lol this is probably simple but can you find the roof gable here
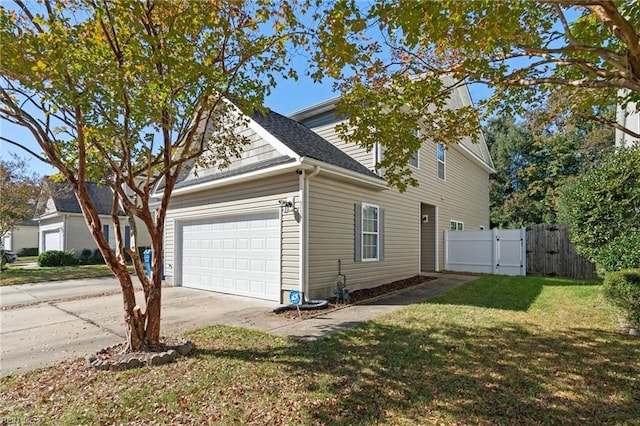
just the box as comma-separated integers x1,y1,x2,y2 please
250,109,378,178
39,180,117,216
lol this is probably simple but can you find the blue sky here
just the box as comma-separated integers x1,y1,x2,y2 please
0,76,340,176
1,74,490,177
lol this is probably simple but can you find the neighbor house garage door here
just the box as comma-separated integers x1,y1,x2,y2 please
43,230,61,252
180,212,280,301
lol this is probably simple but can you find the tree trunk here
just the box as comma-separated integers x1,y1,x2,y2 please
143,231,164,346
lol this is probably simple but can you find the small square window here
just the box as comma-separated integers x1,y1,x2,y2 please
450,220,464,231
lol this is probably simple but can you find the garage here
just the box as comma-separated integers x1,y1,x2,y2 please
180,212,280,301
43,230,61,252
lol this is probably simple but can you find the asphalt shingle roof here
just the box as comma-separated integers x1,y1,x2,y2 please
250,109,379,178
43,180,118,216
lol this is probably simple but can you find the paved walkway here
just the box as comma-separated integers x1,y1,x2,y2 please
0,273,477,376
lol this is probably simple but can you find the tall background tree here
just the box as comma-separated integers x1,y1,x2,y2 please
312,0,639,189
0,0,307,351
0,155,40,242
485,100,615,228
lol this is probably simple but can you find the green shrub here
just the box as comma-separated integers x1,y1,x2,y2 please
38,250,79,267
603,269,640,328
557,147,640,272
91,248,105,265
596,234,640,274
79,248,93,265
18,247,38,256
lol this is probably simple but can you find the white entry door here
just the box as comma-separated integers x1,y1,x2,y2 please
180,212,280,301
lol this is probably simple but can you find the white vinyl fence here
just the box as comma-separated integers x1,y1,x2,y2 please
444,228,526,276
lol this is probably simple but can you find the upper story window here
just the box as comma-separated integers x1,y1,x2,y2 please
409,130,420,168
373,142,383,177
409,150,419,168
436,143,446,180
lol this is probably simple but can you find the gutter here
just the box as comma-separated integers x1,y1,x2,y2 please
300,157,387,190
165,156,387,198
63,214,68,251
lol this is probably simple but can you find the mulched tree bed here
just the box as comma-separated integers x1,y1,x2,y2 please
277,275,437,320
86,336,194,371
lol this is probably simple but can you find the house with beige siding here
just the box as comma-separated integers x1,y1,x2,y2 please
2,220,38,254
37,181,151,255
162,86,494,303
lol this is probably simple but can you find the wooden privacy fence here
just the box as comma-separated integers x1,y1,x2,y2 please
525,224,597,279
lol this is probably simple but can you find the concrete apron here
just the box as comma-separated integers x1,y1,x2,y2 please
0,273,476,376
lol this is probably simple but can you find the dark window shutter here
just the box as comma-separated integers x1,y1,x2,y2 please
379,208,384,261
354,203,362,262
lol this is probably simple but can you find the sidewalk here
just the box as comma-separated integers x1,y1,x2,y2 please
260,273,478,340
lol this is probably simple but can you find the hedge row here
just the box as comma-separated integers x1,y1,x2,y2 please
603,269,640,328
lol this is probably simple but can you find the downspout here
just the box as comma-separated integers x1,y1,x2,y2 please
302,165,320,301
63,214,68,251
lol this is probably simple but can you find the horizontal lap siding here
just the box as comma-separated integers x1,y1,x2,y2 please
407,142,490,269
182,126,280,180
311,123,373,169
164,174,300,296
307,176,419,299
306,141,490,298
66,216,98,253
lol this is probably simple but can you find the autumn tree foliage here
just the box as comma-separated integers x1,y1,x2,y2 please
312,0,640,190
0,156,40,240
0,0,307,351
486,103,615,227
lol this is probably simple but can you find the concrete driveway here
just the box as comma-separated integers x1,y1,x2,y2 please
1,273,475,377
1,278,278,377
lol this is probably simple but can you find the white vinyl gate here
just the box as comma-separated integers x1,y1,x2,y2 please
444,228,526,276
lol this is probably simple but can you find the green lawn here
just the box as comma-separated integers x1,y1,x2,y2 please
0,264,123,286
2,275,638,425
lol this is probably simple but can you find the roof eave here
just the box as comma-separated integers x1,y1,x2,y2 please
288,97,340,122
300,157,388,190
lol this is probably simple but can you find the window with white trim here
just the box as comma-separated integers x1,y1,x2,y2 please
450,220,464,231
409,130,420,168
362,204,379,260
355,202,384,262
373,142,383,176
102,224,110,243
436,143,445,180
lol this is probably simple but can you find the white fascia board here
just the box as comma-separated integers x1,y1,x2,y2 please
37,212,62,222
300,157,388,190
170,160,303,196
288,97,340,122
245,115,300,159
219,99,299,159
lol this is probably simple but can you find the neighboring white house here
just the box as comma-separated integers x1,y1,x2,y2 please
160,86,494,303
37,181,151,255
2,220,38,254
615,98,640,147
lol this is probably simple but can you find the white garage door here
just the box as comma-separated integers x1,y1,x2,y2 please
2,235,11,251
43,230,61,252
180,212,280,301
